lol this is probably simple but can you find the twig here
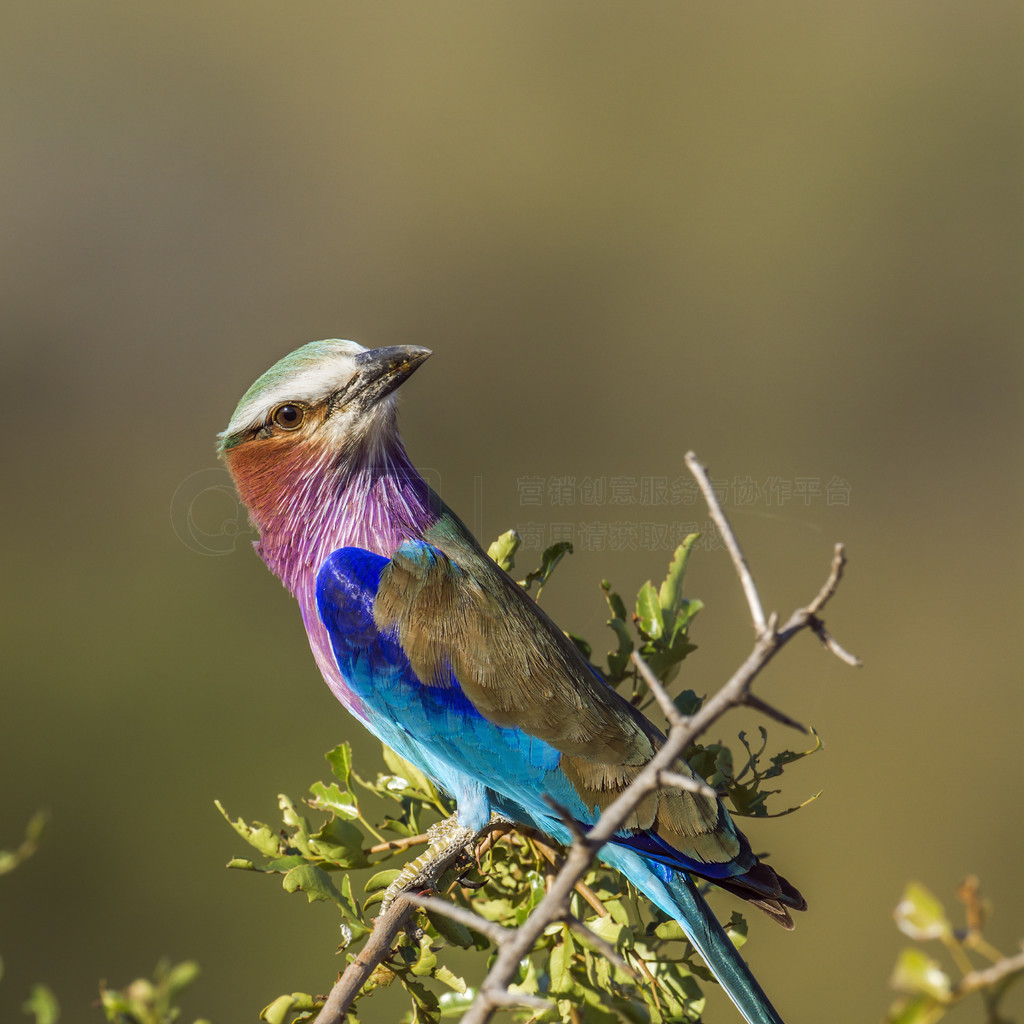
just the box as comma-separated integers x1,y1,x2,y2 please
312,836,471,1024
952,945,1024,999
367,832,428,855
806,543,848,616
685,450,766,635
522,830,611,917
565,912,636,977
656,769,719,800
634,954,664,1014
484,988,554,1012
402,893,511,945
312,896,419,1024
633,650,685,727
775,544,861,668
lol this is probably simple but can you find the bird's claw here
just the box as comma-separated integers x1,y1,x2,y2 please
379,815,477,914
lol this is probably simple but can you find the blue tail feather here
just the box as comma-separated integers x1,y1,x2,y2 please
600,845,786,1024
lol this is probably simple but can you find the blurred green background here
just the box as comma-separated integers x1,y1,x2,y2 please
2,2,1021,1022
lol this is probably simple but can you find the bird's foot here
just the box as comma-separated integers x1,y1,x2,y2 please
380,815,477,914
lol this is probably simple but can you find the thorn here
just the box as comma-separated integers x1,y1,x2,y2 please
743,693,809,733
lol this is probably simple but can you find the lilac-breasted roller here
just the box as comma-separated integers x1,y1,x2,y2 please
220,340,805,1024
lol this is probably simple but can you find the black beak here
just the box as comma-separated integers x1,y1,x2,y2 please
333,345,432,411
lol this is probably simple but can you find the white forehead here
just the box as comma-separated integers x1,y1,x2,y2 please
223,339,367,437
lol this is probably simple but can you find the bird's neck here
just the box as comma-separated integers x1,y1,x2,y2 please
241,438,439,600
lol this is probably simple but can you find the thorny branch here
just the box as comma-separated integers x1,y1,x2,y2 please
311,450,860,1024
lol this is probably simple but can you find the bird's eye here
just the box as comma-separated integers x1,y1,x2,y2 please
272,404,305,430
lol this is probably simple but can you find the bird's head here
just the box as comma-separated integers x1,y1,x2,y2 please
218,339,431,530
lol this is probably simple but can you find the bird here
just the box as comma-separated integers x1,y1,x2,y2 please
219,340,806,1024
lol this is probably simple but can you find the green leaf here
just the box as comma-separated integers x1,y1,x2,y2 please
886,993,946,1024
283,863,345,905
163,960,201,999
606,617,634,679
509,956,541,998
724,911,749,950
601,580,628,622
520,541,573,596
382,746,442,803
654,919,687,941
890,947,952,1001
261,992,319,1024
0,810,48,877
439,989,478,1018
260,994,295,1024
589,915,627,946
426,910,477,949
365,868,402,893
410,934,439,977
403,977,439,1016
434,966,468,994
326,743,353,786
513,872,548,924
469,895,515,926
894,883,952,941
673,689,705,716
21,985,59,1024
98,960,205,1024
307,781,361,819
548,931,577,996
214,800,281,858
658,535,699,620
262,855,309,873
668,597,703,645
635,581,664,640
637,629,698,682
380,817,418,838
279,794,312,855
568,633,592,660
335,873,369,944
487,529,520,571
309,817,369,868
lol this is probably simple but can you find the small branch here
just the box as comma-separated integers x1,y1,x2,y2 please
312,896,418,1024
523,830,611,918
633,650,685,727
541,795,590,845
952,945,1024,999
811,618,862,667
403,893,511,946
367,832,429,856
485,989,555,1012
806,543,848,616
685,450,766,635
313,832,473,1024
656,769,719,801
565,912,635,976
775,545,861,671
